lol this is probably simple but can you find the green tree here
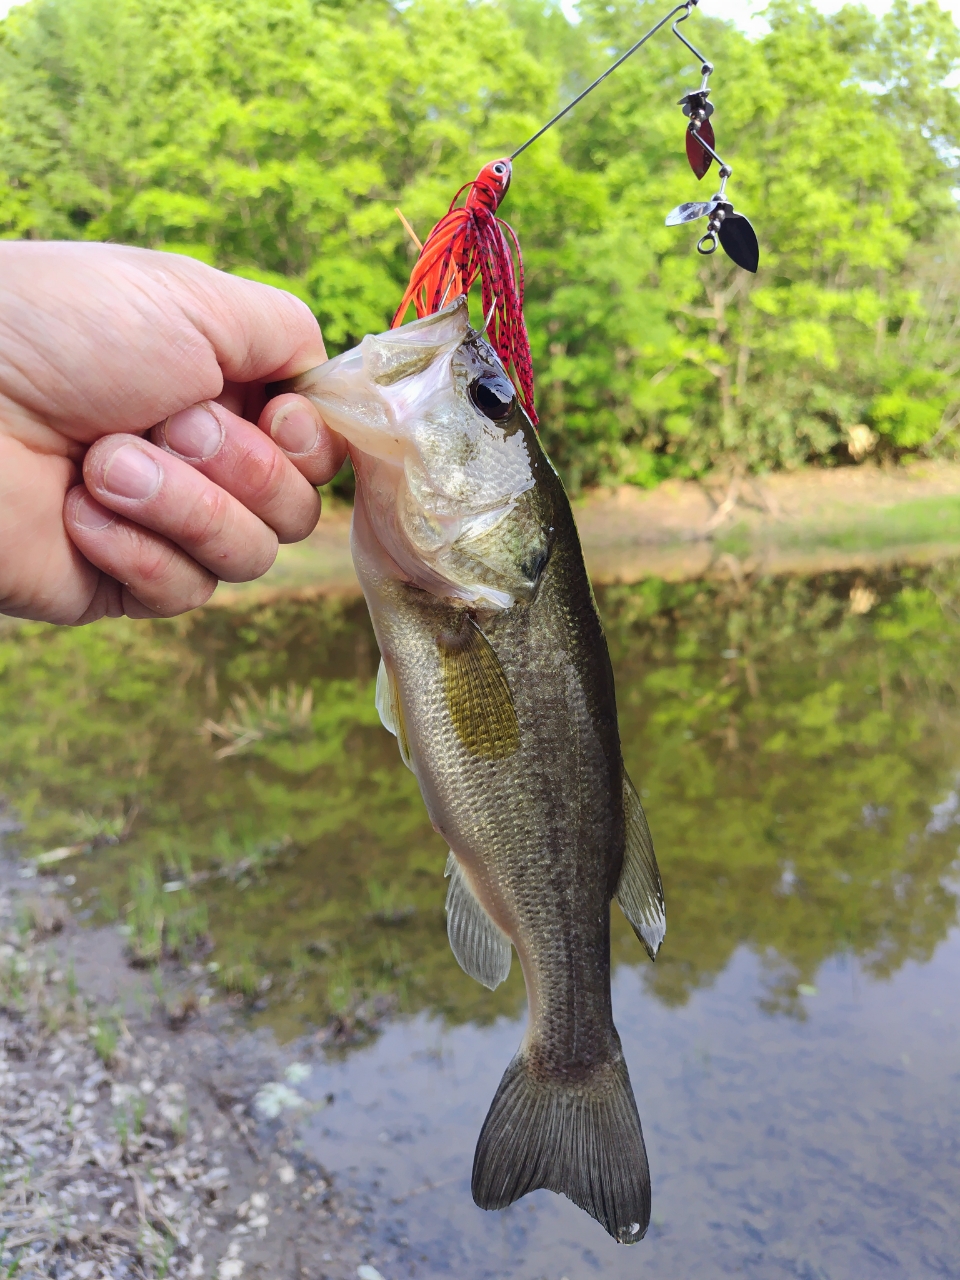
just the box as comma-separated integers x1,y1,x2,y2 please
1,0,959,485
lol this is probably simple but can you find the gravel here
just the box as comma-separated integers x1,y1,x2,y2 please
0,866,382,1280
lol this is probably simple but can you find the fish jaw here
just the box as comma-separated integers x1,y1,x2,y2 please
289,299,470,465
288,298,470,468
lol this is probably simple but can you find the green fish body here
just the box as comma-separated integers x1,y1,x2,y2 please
287,298,665,1243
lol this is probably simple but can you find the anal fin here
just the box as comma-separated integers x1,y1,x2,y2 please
376,657,413,771
617,772,666,960
444,852,511,989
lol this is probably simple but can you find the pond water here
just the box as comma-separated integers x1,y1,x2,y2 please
2,564,960,1276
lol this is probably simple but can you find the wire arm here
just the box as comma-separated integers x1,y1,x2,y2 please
510,0,698,160
671,6,712,74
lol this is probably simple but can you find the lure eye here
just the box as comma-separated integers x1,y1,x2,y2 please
493,163,505,176
469,375,516,421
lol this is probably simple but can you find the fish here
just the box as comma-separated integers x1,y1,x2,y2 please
284,296,665,1243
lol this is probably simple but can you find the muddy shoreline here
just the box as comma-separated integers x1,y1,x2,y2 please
213,460,960,604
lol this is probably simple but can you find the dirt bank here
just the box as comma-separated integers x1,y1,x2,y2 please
0,837,384,1280
214,460,960,604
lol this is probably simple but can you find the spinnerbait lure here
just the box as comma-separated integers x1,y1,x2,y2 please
393,0,760,424
664,5,760,271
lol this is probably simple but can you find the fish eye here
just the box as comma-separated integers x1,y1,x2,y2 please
469,375,516,421
493,163,505,175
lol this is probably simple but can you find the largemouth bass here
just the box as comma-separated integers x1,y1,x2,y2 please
286,297,665,1243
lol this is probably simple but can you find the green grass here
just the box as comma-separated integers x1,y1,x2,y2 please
716,495,960,558
90,1016,120,1066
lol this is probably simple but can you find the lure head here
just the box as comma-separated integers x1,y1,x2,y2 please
467,158,512,213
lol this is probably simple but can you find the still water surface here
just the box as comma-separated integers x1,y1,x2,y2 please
2,565,960,1275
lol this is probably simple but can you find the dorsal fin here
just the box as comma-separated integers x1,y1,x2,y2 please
444,852,512,990
616,772,666,960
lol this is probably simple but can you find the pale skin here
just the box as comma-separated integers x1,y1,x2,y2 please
0,242,345,625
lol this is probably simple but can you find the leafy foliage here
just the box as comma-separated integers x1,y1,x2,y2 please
1,0,960,485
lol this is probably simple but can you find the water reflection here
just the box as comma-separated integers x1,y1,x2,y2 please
293,937,960,1277
608,569,960,1014
1,565,959,1037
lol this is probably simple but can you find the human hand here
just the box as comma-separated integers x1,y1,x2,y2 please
0,242,345,624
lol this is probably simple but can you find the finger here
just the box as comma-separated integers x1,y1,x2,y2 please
69,573,127,626
64,487,218,616
81,435,278,582
259,394,348,488
150,400,321,544
0,435,101,625
170,257,328,383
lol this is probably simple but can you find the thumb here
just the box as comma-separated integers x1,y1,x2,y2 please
150,252,328,383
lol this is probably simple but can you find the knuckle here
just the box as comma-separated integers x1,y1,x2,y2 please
184,574,218,610
156,576,217,617
134,538,182,588
228,439,316,544
159,473,278,578
242,441,289,510
124,570,216,619
249,450,321,542
182,485,231,549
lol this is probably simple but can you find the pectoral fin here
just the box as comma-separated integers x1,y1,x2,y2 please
616,773,666,960
444,852,512,989
375,657,413,771
437,617,520,761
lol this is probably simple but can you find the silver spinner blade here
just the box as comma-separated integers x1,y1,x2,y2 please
665,199,719,227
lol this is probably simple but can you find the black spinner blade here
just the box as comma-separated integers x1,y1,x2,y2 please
717,212,759,272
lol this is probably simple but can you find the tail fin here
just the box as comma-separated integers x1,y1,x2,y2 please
471,1048,651,1244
